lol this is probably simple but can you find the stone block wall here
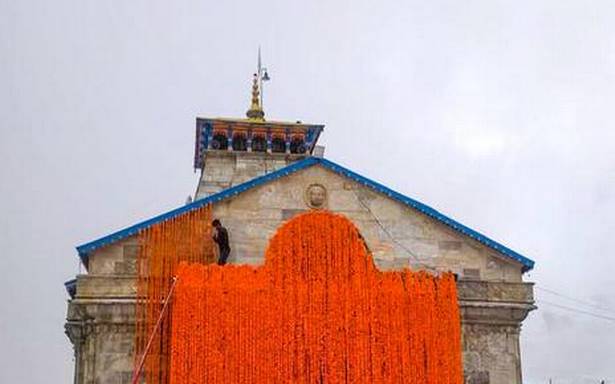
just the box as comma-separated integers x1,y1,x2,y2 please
67,161,535,384
462,324,522,384
211,164,523,283
66,238,138,384
458,280,535,383
66,269,534,384
195,151,307,198
66,286,135,384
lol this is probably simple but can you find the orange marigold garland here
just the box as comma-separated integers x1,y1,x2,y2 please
134,204,215,384
168,211,462,384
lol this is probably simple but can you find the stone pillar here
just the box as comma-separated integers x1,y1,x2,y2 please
66,301,136,384
458,280,535,384
65,320,90,384
227,127,233,152
285,130,291,154
205,124,213,150
246,130,253,152
266,131,272,153
66,252,138,384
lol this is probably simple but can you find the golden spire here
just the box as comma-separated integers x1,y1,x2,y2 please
246,73,265,121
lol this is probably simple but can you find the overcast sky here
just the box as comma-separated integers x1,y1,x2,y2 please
1,1,615,383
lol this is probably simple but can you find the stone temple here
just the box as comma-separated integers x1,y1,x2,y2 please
64,73,536,384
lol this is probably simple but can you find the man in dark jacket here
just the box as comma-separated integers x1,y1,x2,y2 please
212,219,231,265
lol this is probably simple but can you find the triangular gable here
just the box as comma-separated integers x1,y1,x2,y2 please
76,157,535,271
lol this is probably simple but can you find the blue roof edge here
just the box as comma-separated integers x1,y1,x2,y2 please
76,156,534,272
75,157,320,266
64,278,77,299
317,158,534,272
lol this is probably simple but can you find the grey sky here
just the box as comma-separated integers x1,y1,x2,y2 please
1,1,614,383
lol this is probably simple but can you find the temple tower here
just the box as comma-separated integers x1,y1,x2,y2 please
65,57,535,384
194,73,324,198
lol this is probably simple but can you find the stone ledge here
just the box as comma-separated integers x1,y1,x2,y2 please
75,274,136,299
457,280,535,325
460,301,536,325
67,300,135,323
72,275,535,302
458,280,534,303
204,150,310,161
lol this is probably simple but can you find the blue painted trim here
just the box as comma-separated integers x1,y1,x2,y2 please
64,278,77,299
193,118,324,169
316,158,535,272
76,156,534,272
76,157,320,267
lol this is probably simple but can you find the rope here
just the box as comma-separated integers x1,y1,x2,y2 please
351,188,438,272
131,276,179,384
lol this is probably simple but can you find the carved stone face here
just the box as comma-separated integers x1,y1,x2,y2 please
306,184,327,209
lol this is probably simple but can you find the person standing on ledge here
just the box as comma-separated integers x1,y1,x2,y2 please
212,219,231,265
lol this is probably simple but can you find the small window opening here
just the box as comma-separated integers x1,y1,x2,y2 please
290,137,306,154
211,133,228,150
252,135,267,152
232,134,247,151
271,137,286,153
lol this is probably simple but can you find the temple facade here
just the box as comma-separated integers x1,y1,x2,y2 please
64,74,535,384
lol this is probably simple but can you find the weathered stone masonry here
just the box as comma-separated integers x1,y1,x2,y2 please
66,252,533,384
66,120,535,384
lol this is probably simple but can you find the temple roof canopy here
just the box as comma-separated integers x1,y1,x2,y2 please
196,116,323,127
192,52,324,168
193,117,324,169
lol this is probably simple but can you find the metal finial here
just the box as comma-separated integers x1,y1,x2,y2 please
246,73,265,121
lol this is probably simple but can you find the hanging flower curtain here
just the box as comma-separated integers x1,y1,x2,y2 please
135,204,215,384
169,211,462,384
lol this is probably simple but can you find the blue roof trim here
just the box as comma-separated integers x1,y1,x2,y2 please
64,278,77,299
317,158,534,272
76,157,320,266
76,157,534,272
